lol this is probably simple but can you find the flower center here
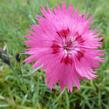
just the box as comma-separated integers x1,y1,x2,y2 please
51,29,84,64
63,39,74,51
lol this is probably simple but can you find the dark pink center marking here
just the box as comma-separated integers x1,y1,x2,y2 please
57,28,70,38
60,55,72,65
51,42,61,54
75,32,84,43
76,51,84,61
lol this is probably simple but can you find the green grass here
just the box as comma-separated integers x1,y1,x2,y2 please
0,0,109,109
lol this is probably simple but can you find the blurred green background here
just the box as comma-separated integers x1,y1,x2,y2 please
0,0,109,109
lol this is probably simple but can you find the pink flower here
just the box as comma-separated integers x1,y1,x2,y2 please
24,4,103,92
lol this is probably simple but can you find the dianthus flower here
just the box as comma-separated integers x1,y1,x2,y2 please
25,4,103,92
